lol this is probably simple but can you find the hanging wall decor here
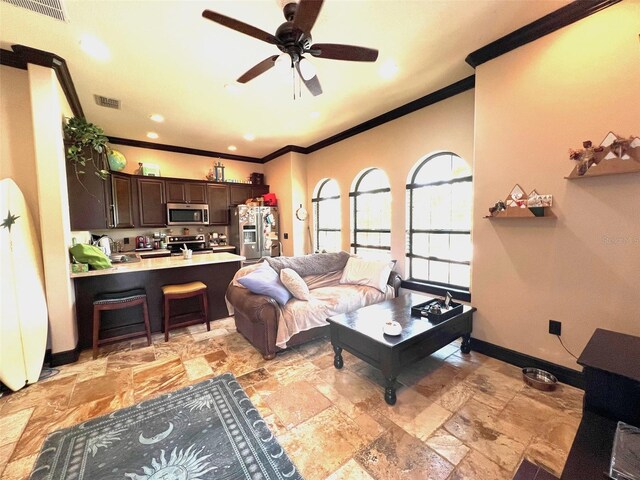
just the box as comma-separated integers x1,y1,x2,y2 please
566,131,640,179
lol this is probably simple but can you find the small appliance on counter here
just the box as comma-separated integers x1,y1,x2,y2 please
166,234,212,256
135,235,153,251
92,234,112,256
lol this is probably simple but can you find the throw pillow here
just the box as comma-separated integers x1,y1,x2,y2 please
339,257,392,293
280,268,310,301
237,262,292,306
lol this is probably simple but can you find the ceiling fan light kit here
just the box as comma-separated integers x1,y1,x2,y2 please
202,0,378,97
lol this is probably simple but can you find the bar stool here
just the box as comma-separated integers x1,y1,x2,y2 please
161,281,209,341
92,288,151,359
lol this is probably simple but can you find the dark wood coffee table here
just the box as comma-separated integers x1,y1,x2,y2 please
327,293,475,405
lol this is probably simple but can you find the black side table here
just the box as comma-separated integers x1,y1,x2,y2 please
561,328,640,479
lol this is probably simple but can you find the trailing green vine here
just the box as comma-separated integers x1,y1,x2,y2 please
63,117,111,189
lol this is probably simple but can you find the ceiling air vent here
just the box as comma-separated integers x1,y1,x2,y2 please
94,95,121,110
2,0,68,22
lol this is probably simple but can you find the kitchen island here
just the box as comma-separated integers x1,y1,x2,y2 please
71,252,244,350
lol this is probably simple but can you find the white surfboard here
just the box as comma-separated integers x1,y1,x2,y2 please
0,178,48,392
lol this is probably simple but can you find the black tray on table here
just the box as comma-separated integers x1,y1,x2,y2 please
411,299,463,323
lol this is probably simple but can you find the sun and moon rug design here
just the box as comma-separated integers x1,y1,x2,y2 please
30,373,302,479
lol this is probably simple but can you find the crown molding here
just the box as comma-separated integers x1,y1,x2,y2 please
107,136,262,163
0,48,27,69
306,76,475,155
260,145,307,163
11,44,84,118
465,0,621,68
259,75,475,162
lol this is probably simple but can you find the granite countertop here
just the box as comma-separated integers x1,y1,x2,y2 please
70,252,245,278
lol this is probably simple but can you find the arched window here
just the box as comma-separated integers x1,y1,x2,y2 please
350,168,391,260
406,152,472,296
312,178,341,253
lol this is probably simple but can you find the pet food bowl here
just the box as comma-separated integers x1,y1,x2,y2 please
522,368,558,391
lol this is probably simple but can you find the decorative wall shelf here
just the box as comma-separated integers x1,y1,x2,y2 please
484,184,554,219
484,207,555,219
566,132,640,179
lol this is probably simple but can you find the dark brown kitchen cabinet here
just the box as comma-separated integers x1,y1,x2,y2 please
166,181,207,204
137,178,166,226
66,161,110,230
252,185,270,198
229,184,253,206
207,184,230,225
229,184,270,206
110,173,135,228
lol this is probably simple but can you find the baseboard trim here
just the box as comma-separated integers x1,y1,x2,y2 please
46,344,81,367
470,337,584,390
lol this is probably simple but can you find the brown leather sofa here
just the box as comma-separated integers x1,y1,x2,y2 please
226,270,402,359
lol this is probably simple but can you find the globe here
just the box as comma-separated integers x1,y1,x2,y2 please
108,149,127,171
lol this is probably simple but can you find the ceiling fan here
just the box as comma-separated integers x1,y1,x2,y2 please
202,0,378,96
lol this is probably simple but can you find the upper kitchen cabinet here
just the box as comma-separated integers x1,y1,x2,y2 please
228,184,270,206
252,185,270,198
110,173,135,228
137,178,166,227
166,180,207,204
207,184,230,225
66,160,110,230
228,184,254,206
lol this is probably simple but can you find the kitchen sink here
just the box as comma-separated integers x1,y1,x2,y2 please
109,253,141,263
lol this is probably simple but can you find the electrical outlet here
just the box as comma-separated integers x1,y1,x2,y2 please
284,233,289,239
549,320,562,336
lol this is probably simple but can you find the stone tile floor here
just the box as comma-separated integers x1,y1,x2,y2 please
0,317,583,479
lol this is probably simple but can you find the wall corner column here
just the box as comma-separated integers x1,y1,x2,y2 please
27,64,77,355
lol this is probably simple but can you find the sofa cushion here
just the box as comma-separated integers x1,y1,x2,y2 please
280,268,310,301
266,251,350,277
237,262,292,306
339,257,393,293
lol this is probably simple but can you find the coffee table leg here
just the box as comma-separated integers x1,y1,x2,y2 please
333,345,344,369
384,378,397,405
461,333,471,354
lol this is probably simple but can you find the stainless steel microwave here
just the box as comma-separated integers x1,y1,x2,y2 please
166,203,209,225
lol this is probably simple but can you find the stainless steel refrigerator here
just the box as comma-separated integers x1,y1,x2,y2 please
229,205,280,261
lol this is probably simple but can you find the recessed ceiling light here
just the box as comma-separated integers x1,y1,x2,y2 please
79,34,110,61
149,114,164,123
310,111,320,119
379,59,398,80
146,132,159,139
228,145,237,151
243,133,256,141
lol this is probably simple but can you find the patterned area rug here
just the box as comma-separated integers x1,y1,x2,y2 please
30,373,302,479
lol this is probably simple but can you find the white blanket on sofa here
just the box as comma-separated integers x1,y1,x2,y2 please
276,283,394,348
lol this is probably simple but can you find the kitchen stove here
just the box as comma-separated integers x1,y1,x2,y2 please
166,234,212,255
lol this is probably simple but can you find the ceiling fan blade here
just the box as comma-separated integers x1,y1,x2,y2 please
310,43,378,62
202,10,278,45
293,0,324,34
237,55,279,83
295,62,322,96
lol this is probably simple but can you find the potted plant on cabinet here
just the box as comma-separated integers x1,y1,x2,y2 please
63,116,111,191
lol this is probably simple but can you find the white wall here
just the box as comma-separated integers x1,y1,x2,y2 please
472,1,640,369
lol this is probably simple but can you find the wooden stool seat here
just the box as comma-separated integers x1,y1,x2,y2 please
92,288,151,359
161,281,207,296
162,281,209,341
